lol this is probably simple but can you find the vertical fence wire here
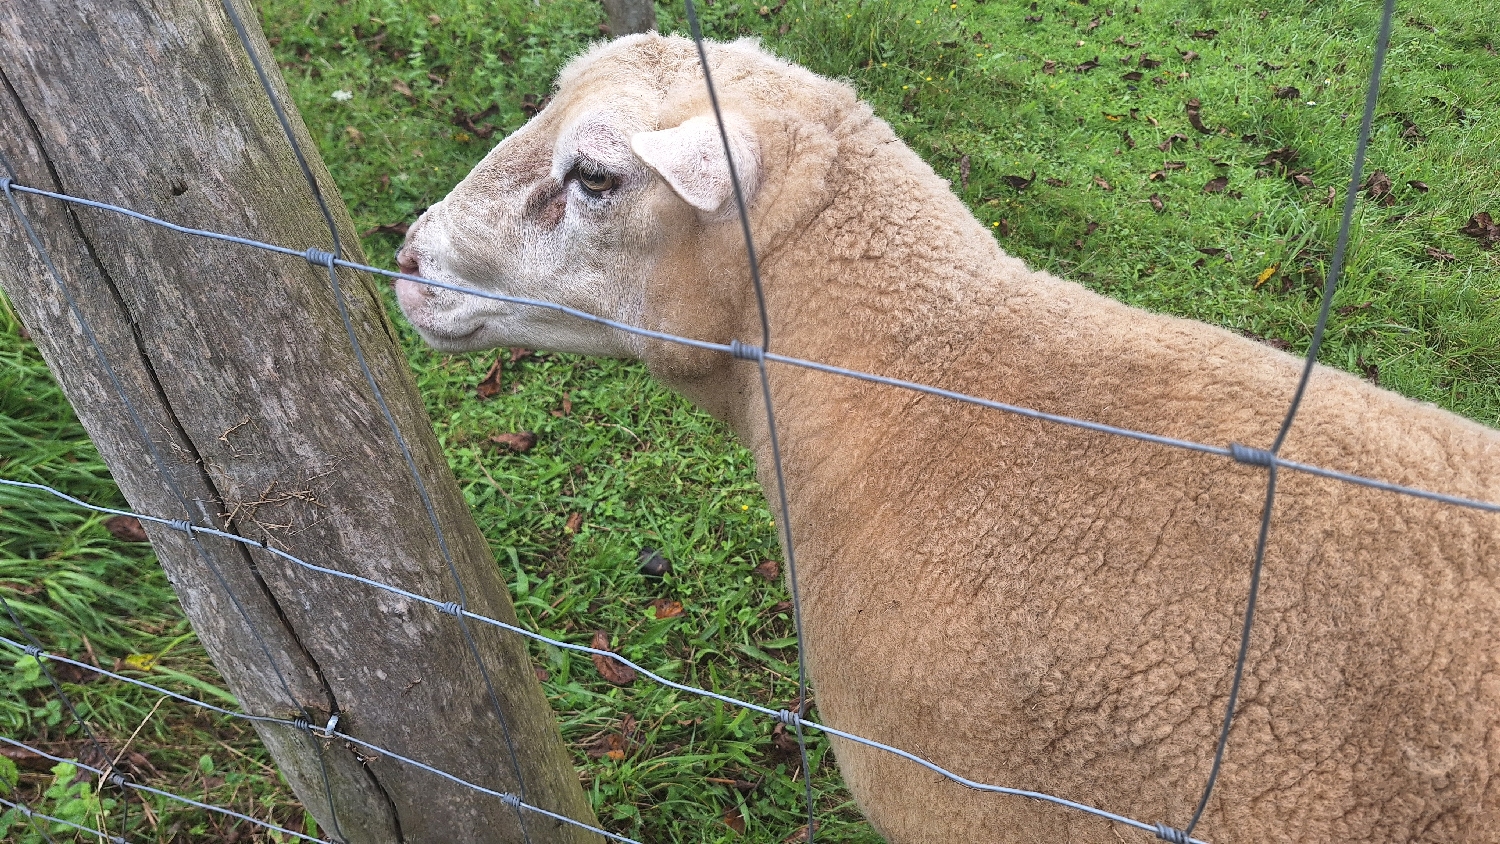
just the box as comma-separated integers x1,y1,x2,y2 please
218,1,538,838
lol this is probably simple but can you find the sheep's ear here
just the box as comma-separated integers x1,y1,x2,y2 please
630,113,760,215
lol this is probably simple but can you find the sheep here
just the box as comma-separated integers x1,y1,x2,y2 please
393,33,1500,843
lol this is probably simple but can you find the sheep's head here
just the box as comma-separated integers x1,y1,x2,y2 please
394,34,852,385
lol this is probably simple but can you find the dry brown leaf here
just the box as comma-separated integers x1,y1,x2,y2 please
1364,170,1394,205
1093,177,1113,191
1204,176,1229,193
650,598,685,619
1425,246,1457,262
1459,212,1500,249
105,515,149,542
488,431,537,452
1075,57,1101,73
753,559,781,581
958,154,971,190
1002,171,1036,191
391,78,415,101
476,357,504,399
565,512,584,534
723,808,747,835
1149,193,1165,213
1274,86,1301,100
590,631,637,685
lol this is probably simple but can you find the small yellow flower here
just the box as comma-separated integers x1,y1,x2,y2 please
741,504,749,511
903,84,910,89
926,77,933,81
991,222,1000,227
950,2,957,7
915,19,922,24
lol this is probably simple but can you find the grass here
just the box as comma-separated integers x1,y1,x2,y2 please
1,0,1496,841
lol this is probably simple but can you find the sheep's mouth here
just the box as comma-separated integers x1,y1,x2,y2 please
419,322,485,348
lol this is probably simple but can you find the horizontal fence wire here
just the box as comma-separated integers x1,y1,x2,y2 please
0,635,646,844
3,0,1490,841
4,181,1492,516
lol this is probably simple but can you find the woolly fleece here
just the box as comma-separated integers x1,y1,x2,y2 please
395,34,1500,843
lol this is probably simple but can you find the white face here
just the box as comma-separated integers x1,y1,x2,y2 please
392,36,762,360
394,108,656,357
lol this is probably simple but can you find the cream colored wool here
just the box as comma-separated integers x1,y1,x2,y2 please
395,34,1500,843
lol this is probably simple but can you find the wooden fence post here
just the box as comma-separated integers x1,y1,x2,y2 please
0,2,599,841
603,0,658,35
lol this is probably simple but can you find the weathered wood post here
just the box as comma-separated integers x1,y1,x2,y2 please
603,0,657,35
0,2,598,841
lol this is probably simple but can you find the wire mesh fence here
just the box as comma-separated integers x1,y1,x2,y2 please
5,0,1495,841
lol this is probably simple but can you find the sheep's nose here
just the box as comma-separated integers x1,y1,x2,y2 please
395,246,420,276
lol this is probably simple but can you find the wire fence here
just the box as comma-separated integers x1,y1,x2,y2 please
4,0,1490,841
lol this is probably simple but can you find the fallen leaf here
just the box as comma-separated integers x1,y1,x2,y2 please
649,598,685,619
1087,16,1101,30
105,515,149,542
782,825,816,843
1025,14,1044,23
534,667,550,682
724,808,747,835
958,154,971,190
1042,59,1057,74
1407,180,1430,193
1139,55,1163,69
590,631,637,685
123,652,158,672
1162,161,1187,170
476,357,504,399
1185,99,1212,134
1121,70,1144,82
1459,212,1500,249
1093,177,1113,191
1158,132,1188,151
520,93,551,117
1257,146,1299,169
1179,49,1199,62
344,126,364,145
1254,264,1280,288
1335,301,1373,316
1400,117,1426,144
1075,57,1101,73
638,548,673,577
1149,193,1165,212
1424,246,1456,262
753,559,781,581
1364,170,1394,205
1123,130,1136,149
1204,176,1229,193
1274,86,1301,100
1002,171,1036,191
361,221,410,238
1191,28,1218,39
391,78,415,101
488,432,537,452
1357,354,1380,383
1148,170,1167,181
1197,247,1225,257
996,218,1012,236
565,512,584,534
1289,169,1314,188
1325,185,1338,207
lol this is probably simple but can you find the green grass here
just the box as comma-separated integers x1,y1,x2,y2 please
2,0,1497,840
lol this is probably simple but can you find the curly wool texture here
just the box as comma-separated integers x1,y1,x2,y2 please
397,35,1500,843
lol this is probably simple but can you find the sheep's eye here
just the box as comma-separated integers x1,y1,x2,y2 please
577,168,618,196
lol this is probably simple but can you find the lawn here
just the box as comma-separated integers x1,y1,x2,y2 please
1,0,1496,841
